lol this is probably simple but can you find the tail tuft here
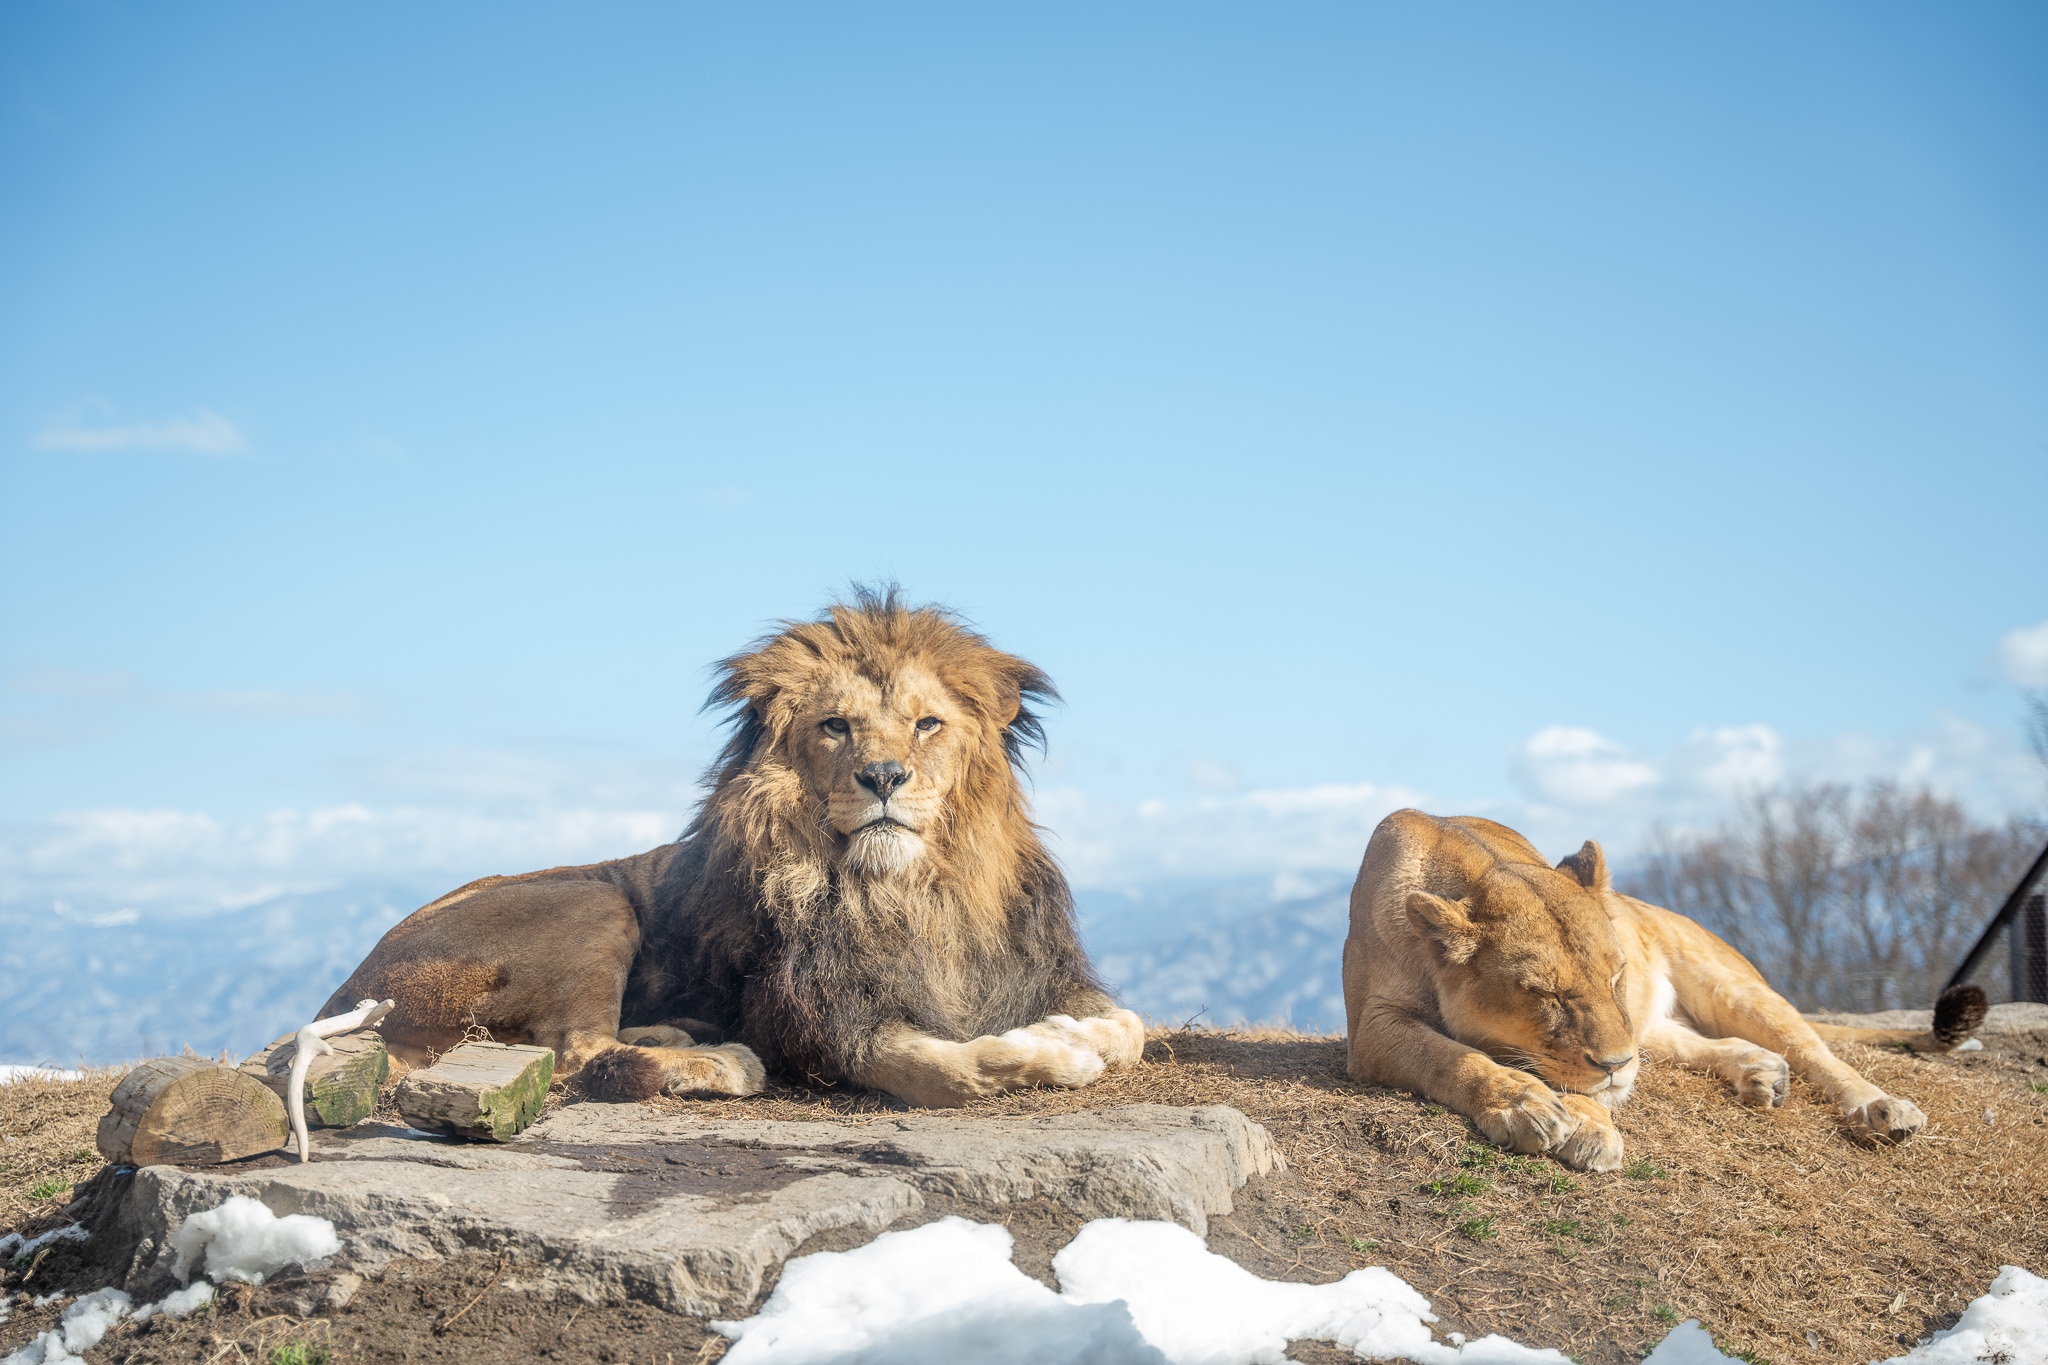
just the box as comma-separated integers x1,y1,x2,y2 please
1932,984,1989,1048
576,1046,666,1102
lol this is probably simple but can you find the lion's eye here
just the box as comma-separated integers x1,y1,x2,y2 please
915,716,942,734
821,717,850,737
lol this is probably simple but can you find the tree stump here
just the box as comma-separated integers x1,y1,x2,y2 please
394,1042,554,1142
238,1030,389,1129
97,1056,291,1166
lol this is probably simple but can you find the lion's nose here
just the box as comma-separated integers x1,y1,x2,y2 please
1586,1051,1635,1074
857,761,910,801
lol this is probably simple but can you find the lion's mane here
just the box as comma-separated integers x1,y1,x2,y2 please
618,588,1110,1084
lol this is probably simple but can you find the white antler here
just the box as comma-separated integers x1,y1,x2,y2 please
287,997,395,1163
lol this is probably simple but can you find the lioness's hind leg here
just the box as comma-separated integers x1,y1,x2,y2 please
580,1043,766,1102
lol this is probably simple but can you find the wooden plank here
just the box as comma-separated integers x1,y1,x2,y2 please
395,1042,554,1142
96,1056,291,1166
239,1030,389,1129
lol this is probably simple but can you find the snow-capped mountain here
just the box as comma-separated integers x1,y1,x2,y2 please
0,876,1356,1066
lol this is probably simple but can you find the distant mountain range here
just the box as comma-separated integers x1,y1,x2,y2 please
0,876,1356,1065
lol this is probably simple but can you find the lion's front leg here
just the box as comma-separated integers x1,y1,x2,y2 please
855,1009,1144,1109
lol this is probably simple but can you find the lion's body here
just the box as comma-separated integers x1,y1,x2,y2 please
1342,810,1982,1170
325,591,1142,1107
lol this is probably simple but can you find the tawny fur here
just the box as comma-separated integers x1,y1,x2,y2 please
1343,811,1967,1172
323,588,1141,1106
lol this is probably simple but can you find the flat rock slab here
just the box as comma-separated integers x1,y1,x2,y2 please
1807,1002,2048,1033
97,1103,1280,1316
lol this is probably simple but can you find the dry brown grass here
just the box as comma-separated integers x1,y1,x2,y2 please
6,1037,2044,1364
661,1028,2048,1364
0,1069,125,1234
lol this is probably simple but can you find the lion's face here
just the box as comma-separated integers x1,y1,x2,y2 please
789,660,978,877
1411,857,1642,1105
706,592,1054,893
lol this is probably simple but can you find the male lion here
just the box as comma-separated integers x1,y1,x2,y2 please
1343,810,1986,1171
322,590,1144,1108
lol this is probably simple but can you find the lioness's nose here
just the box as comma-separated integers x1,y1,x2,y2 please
1586,1051,1634,1074
857,760,910,800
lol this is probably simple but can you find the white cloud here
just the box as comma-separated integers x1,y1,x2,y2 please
0,712,2034,919
0,801,682,913
1997,620,2048,687
1510,726,1659,806
1038,780,1431,888
34,409,248,455
1670,724,1784,797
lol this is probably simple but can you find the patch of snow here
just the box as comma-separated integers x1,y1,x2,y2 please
715,1215,1572,1365
1875,1265,2048,1365
0,1066,83,1085
1954,1038,1984,1051
714,1217,1161,1365
1054,1218,1567,1365
0,1225,88,1263
170,1194,340,1285
1,1280,217,1365
1,1287,132,1365
128,1280,215,1323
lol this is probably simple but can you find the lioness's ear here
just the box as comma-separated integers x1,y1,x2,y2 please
1556,840,1610,892
1405,891,1479,965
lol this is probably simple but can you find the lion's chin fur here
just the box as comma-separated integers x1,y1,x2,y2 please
843,823,927,878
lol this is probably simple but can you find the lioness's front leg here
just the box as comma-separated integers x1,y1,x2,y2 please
854,1009,1145,1108
1348,1004,1624,1172
1645,1018,1789,1109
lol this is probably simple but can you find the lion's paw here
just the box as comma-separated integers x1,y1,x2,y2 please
1731,1048,1790,1109
988,1025,1108,1089
1848,1095,1926,1144
1037,1010,1145,1069
1476,1080,1578,1156
665,1043,766,1098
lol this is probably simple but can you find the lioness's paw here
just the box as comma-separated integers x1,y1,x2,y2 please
1732,1048,1790,1109
1476,1080,1578,1156
1848,1095,1926,1144
1554,1094,1625,1173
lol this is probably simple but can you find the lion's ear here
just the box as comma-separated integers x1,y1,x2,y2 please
1556,840,1610,892
1405,891,1479,966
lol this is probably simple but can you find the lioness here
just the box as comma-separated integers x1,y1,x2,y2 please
1343,810,1985,1171
323,590,1144,1108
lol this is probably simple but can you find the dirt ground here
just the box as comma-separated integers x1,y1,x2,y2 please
3,1025,2044,1365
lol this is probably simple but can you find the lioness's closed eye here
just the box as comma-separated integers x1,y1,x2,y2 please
1341,809,1985,1171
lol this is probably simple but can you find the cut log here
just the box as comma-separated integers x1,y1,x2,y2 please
395,1042,554,1142
97,1056,291,1166
238,1030,389,1129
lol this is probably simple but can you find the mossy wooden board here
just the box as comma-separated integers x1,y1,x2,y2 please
394,1042,554,1142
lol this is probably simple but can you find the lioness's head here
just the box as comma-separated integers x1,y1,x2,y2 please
705,587,1053,882
1407,841,1640,1104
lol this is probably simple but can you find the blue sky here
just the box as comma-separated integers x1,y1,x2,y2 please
2,3,2044,911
